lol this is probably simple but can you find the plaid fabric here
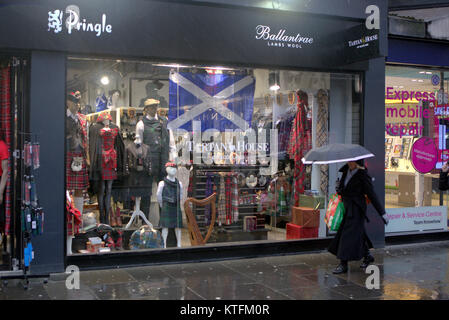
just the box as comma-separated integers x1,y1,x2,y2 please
225,176,231,225
66,197,82,236
217,175,226,225
100,127,118,180
66,151,89,190
204,173,214,226
231,175,239,223
287,101,310,206
0,68,11,235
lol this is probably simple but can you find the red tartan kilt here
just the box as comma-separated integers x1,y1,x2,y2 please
102,150,117,180
102,165,117,180
66,151,89,190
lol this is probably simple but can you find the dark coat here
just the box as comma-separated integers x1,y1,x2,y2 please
328,164,386,261
88,122,127,193
439,171,449,190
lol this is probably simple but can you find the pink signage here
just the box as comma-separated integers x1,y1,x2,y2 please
411,137,438,173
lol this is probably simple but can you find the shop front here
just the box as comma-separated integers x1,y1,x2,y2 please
385,37,449,240
0,0,387,274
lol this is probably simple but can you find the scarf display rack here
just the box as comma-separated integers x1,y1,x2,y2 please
1,133,47,289
191,164,269,243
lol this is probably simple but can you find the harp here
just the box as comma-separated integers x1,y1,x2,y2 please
184,193,217,246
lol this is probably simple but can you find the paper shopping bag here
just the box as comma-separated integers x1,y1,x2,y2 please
324,193,345,231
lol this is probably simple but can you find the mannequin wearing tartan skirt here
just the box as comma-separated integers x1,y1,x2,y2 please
66,91,89,254
157,162,183,248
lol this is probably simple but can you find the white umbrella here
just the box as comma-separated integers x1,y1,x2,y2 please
301,143,374,165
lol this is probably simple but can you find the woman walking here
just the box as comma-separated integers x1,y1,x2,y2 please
328,160,388,274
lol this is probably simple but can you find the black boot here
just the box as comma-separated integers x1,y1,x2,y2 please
333,261,348,274
360,254,375,268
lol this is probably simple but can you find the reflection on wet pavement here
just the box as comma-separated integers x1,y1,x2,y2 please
2,241,449,300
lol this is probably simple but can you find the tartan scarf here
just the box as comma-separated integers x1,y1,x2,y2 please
217,175,226,225
204,172,214,226
0,67,11,235
231,175,239,223
225,175,231,225
287,100,309,206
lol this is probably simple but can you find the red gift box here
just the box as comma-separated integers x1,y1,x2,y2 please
286,223,318,240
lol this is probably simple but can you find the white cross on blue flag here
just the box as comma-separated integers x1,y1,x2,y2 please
168,71,255,132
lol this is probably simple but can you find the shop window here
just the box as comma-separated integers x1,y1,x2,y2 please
385,65,449,234
65,57,361,255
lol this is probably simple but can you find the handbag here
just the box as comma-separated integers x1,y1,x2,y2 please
324,193,345,231
129,224,164,249
71,156,84,172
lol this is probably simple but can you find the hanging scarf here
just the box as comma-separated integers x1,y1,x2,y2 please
231,175,239,223
225,175,232,225
287,94,309,206
217,175,226,225
204,172,214,226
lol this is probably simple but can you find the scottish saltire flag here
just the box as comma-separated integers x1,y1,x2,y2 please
168,71,255,132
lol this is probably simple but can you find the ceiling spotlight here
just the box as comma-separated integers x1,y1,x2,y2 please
411,79,417,82
418,80,424,82
419,71,426,74
426,72,432,74
100,76,110,85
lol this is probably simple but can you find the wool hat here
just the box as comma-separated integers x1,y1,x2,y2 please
165,161,177,168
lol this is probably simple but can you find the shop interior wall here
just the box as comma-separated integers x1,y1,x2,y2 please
29,51,65,274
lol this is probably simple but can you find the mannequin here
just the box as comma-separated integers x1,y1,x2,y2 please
108,89,121,110
88,112,125,227
96,87,108,112
66,91,89,253
97,113,119,225
157,162,183,248
134,98,170,220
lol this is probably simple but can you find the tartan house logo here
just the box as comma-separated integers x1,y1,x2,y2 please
48,5,112,37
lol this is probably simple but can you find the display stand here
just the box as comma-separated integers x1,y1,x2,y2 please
1,134,47,289
124,197,153,229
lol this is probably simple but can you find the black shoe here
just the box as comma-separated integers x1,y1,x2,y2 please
360,254,375,268
332,264,348,274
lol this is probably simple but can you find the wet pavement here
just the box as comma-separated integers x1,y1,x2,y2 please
1,240,449,300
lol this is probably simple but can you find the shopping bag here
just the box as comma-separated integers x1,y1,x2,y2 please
324,193,345,231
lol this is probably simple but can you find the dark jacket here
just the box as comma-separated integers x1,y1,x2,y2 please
439,171,449,190
328,164,386,261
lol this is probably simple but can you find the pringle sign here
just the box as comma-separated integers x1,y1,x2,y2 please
48,5,112,37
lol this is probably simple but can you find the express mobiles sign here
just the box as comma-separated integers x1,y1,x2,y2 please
48,5,112,37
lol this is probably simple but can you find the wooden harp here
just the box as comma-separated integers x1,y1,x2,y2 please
184,193,217,246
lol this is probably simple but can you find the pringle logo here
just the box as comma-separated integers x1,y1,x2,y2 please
48,5,112,37
255,25,314,49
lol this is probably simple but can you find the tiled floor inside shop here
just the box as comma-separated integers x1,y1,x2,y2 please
3,240,449,300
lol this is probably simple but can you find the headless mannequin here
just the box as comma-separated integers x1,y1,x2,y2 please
109,91,120,110
157,166,182,248
66,99,85,255
97,119,114,225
